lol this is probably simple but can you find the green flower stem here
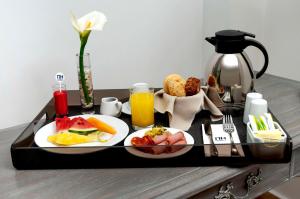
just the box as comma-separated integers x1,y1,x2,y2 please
79,31,91,104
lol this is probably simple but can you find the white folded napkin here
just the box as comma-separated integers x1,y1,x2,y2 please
154,88,223,131
202,124,245,157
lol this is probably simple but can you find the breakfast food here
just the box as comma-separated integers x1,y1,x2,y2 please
55,117,72,132
131,127,187,155
145,126,167,137
87,117,117,135
48,132,92,145
48,116,117,146
185,77,201,96
207,74,224,94
168,79,186,97
68,117,98,135
163,74,202,97
164,74,183,94
164,74,186,97
207,74,217,87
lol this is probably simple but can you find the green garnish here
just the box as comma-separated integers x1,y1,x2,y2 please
145,126,167,137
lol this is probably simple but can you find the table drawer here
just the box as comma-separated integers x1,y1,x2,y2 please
190,163,290,199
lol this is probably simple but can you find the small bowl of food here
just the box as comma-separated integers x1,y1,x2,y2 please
247,113,287,159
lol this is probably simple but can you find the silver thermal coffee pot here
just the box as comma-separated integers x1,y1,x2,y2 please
206,30,269,103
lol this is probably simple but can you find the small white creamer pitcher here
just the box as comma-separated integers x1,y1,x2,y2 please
100,97,122,117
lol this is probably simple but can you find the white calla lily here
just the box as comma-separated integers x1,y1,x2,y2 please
71,11,107,36
71,11,107,105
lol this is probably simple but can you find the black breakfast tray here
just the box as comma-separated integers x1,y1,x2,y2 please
11,94,292,169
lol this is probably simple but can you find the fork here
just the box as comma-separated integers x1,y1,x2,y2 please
223,115,239,156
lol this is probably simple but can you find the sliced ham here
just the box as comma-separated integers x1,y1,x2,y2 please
133,131,188,155
152,133,168,144
151,141,168,155
168,139,187,153
167,131,185,145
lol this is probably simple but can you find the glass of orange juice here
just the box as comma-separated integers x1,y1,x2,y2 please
130,83,154,130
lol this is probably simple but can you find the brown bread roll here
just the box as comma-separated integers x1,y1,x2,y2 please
163,74,186,97
185,77,201,96
207,74,217,87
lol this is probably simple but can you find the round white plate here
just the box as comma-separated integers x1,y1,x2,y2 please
34,114,129,154
124,128,194,159
121,101,131,115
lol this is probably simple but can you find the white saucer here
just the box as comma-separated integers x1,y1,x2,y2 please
121,101,131,115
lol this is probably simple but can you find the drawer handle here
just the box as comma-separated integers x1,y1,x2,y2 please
215,169,262,199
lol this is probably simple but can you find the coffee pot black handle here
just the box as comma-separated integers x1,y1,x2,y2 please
244,39,269,79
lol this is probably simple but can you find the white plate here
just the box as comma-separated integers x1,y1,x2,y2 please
34,114,129,154
121,101,131,115
124,128,194,159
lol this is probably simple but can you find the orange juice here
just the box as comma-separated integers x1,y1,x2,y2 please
130,90,154,129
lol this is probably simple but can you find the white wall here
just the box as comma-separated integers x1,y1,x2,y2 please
0,0,204,129
261,0,300,81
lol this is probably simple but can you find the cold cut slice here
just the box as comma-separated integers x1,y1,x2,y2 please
151,141,168,155
167,131,184,145
152,133,168,144
169,139,187,153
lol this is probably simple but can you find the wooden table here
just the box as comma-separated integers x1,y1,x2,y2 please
1,74,300,199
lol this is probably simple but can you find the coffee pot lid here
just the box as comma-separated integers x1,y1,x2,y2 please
206,30,256,53
215,30,255,40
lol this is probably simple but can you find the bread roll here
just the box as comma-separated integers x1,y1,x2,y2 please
207,74,224,94
207,74,217,87
168,79,186,96
185,77,201,96
163,74,186,97
163,74,181,93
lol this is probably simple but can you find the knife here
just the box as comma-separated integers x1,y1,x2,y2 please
204,121,218,157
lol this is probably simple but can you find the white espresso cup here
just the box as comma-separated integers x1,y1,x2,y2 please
249,98,268,117
243,92,263,124
100,97,122,117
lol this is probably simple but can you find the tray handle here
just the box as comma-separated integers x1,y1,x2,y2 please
33,113,48,134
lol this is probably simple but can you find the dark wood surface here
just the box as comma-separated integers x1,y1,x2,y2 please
1,74,300,199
